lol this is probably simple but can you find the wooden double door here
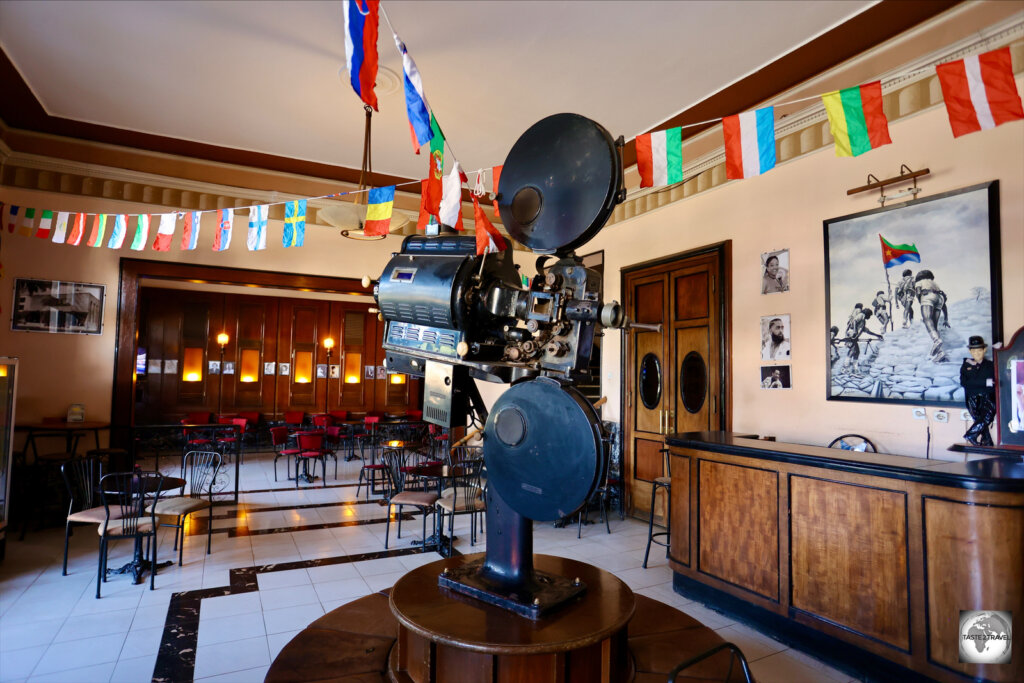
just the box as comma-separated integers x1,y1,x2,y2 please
623,245,729,521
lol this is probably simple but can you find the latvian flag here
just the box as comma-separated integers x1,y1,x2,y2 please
212,209,233,251
822,81,891,157
153,213,177,251
723,107,776,180
936,47,1024,138
635,127,683,188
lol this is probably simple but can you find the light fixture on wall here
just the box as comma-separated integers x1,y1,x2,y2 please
847,164,930,207
216,333,229,415
322,337,334,415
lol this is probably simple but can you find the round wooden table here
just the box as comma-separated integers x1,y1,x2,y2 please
388,553,635,682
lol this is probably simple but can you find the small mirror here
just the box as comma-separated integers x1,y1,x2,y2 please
680,351,708,414
639,353,662,409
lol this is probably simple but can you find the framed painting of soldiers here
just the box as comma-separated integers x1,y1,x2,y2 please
823,181,1002,406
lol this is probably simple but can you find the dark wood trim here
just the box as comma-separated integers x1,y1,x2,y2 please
111,258,370,432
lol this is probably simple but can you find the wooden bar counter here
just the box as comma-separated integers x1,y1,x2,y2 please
665,431,1023,683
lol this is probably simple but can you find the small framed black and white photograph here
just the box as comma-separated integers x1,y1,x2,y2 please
11,278,105,335
163,359,177,375
760,365,791,389
316,364,328,379
264,361,276,376
278,362,291,376
761,314,791,361
761,249,790,294
222,362,234,375
329,365,340,379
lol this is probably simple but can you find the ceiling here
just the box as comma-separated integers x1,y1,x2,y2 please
0,1,961,189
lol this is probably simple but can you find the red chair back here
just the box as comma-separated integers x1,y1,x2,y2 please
183,411,212,425
328,410,349,421
365,416,380,425
312,415,333,428
326,425,344,438
407,410,423,420
284,410,305,426
297,432,324,452
269,426,289,447
237,411,260,426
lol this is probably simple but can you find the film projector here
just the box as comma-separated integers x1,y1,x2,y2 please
369,113,657,680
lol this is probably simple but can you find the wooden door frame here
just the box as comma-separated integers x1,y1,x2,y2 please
620,241,732,511
112,258,371,432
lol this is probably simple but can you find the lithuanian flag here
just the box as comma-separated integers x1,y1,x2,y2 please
822,81,891,157
880,235,921,269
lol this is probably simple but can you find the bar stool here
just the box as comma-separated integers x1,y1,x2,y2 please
642,448,671,569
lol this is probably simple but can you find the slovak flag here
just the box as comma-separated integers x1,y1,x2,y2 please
722,106,776,180
212,209,233,251
343,0,380,111
393,33,433,151
936,47,1024,138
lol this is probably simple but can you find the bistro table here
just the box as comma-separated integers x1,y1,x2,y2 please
16,420,110,460
102,472,185,585
403,462,475,557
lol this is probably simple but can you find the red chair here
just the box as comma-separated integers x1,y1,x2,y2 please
181,412,214,455
428,424,449,462
328,410,349,422
270,426,300,482
283,411,305,430
356,417,387,499
216,418,248,463
236,411,262,447
312,415,340,478
295,432,329,488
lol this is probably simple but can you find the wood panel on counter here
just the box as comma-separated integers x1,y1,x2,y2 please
666,432,1024,683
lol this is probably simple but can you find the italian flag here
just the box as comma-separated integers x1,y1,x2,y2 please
635,126,683,188
822,81,891,157
34,210,53,239
936,47,1024,138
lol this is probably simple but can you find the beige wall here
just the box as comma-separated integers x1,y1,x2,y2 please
589,98,1024,458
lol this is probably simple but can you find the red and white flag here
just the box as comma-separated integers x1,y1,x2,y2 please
438,161,467,231
472,196,506,256
936,47,1024,138
152,213,177,251
66,213,86,246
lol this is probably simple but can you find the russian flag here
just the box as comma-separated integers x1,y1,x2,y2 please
723,106,776,180
393,34,432,151
343,0,379,111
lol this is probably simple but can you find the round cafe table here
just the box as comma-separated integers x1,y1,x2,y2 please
102,473,185,584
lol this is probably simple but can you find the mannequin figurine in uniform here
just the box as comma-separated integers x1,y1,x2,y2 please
960,335,996,446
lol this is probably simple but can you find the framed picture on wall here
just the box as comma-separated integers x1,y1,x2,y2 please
11,278,105,335
760,249,790,294
824,181,1002,406
994,326,1024,450
760,314,791,361
760,365,791,389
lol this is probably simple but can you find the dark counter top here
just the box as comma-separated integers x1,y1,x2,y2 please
666,431,1024,492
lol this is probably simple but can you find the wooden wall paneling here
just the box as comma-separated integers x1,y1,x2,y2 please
178,296,212,407
233,300,267,411
789,475,910,651
698,459,779,601
669,454,690,567
340,309,368,409
923,496,1024,683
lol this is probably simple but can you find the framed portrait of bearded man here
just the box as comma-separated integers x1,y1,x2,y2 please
823,181,1002,406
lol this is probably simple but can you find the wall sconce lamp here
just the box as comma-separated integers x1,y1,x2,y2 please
322,337,335,414
216,333,229,415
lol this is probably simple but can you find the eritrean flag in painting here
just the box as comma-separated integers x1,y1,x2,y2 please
822,81,891,157
879,235,921,268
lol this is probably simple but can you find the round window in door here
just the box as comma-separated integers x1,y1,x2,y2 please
639,353,662,409
680,351,707,414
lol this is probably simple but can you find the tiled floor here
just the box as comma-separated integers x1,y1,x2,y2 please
0,449,861,682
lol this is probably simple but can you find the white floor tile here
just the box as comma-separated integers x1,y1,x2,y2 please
32,632,126,676
0,644,47,682
255,567,309,591
192,635,270,679
197,612,267,648
199,592,262,620
27,660,115,683
258,584,320,611
262,603,325,635
109,654,157,683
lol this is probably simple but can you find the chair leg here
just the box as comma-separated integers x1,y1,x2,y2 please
96,537,103,599
150,533,157,591
385,504,392,549
273,455,279,482
63,521,72,576
421,507,428,554
643,484,658,569
207,506,214,555
397,505,404,539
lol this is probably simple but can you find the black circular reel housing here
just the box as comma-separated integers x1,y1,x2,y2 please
498,113,622,255
484,377,605,522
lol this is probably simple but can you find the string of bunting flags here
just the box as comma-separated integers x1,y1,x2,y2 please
1,2,1021,260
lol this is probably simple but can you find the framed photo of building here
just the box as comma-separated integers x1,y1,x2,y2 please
11,278,105,335
760,249,790,294
824,181,1002,406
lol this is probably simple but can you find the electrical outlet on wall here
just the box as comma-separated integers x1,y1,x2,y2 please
912,407,927,420
934,410,948,423
960,409,971,421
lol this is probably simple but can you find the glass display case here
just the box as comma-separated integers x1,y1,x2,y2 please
0,357,17,561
